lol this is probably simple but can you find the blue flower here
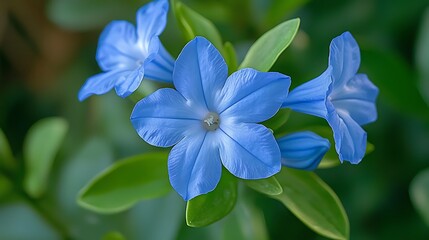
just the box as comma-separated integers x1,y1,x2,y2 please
282,32,379,164
277,131,330,170
78,0,174,101
131,37,291,200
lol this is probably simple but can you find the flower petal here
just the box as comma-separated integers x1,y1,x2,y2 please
277,131,330,170
218,123,281,179
329,31,361,89
168,132,222,201
144,43,175,82
282,67,332,118
131,88,204,147
78,70,129,101
114,67,145,98
327,106,367,164
218,68,291,123
330,73,379,125
96,20,142,72
174,37,228,111
136,0,169,52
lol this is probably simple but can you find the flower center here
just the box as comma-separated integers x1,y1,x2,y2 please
202,112,220,131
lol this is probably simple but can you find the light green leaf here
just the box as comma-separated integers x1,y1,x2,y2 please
173,0,224,54
239,18,300,71
410,168,429,226
78,152,171,214
244,176,282,196
273,168,349,240
224,41,238,75
102,231,126,240
262,108,291,132
23,117,68,198
0,129,15,171
186,170,237,227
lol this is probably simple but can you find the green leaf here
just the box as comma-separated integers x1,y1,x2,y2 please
0,174,12,199
102,231,126,240
244,176,282,196
273,168,349,240
78,152,171,214
173,0,224,54
23,117,68,198
186,170,237,227
239,18,300,71
262,108,291,132
0,129,15,171
224,41,238,75
410,168,429,226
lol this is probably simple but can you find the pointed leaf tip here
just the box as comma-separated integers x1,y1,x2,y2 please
78,152,171,214
239,18,300,72
273,168,349,240
245,176,283,196
186,170,237,227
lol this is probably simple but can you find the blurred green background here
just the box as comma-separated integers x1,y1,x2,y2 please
1,0,429,239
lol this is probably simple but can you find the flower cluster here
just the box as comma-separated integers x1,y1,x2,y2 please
79,0,378,201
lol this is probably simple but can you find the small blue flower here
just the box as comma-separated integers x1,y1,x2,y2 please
78,0,174,101
282,32,379,164
277,131,330,170
131,37,291,200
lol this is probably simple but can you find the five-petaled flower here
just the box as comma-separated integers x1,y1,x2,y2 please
131,37,291,200
78,0,174,101
282,32,379,164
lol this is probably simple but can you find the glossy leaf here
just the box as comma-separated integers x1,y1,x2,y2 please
78,152,171,214
273,168,349,240
239,18,300,71
23,117,68,198
262,108,291,132
410,168,429,226
244,176,282,196
186,170,237,227
173,0,224,55
0,129,15,171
